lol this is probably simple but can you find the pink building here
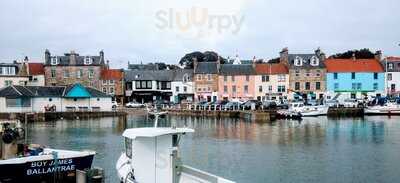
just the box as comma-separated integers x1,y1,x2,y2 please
218,64,256,101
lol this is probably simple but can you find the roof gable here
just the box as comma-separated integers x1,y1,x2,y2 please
65,84,91,98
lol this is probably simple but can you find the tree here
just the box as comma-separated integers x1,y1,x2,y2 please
179,51,226,69
329,48,375,59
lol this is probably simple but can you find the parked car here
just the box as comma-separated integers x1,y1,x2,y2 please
262,101,277,109
341,99,363,108
223,102,241,110
209,100,229,110
242,100,262,110
125,102,145,108
325,99,339,108
112,101,119,109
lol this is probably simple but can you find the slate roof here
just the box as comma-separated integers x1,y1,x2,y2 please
288,54,325,69
194,62,218,74
172,69,193,81
128,63,161,70
0,84,110,98
45,52,105,66
325,59,384,73
219,64,255,75
255,63,288,75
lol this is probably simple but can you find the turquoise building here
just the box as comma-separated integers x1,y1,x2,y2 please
325,59,385,100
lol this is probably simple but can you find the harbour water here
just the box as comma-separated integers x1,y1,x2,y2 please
27,115,400,183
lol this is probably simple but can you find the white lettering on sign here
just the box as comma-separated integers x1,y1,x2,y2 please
26,159,76,176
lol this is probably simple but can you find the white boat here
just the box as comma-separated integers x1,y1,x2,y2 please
365,102,400,115
288,102,329,117
116,111,235,183
0,120,95,182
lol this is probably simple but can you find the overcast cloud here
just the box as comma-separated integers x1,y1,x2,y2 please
0,0,399,68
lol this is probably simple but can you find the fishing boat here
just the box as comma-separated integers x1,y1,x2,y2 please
116,111,235,183
364,102,400,115
288,102,329,117
0,120,95,183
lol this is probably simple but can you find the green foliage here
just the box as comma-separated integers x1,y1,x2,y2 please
329,48,375,59
179,51,226,69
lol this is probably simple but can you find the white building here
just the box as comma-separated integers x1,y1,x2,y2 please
171,69,194,103
0,84,112,113
385,56,400,97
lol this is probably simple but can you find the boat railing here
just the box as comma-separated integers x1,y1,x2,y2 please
180,165,235,183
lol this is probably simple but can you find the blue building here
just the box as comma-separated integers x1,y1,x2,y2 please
325,58,385,100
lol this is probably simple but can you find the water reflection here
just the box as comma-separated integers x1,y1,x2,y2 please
26,115,400,183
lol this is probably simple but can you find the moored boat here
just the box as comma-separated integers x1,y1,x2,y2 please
365,102,400,115
0,120,95,183
288,102,329,117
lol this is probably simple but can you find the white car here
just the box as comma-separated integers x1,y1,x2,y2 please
341,99,361,108
112,101,119,109
125,102,145,108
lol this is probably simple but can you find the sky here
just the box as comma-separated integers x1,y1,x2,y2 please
0,0,399,69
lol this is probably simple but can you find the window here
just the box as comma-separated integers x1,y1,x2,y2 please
306,71,310,77
51,69,56,78
135,81,152,89
278,86,286,93
334,83,339,90
232,85,236,93
49,98,52,102
278,75,285,82
315,70,321,77
334,73,338,80
259,86,262,92
294,56,303,66
310,56,319,66
246,75,250,82
84,56,92,65
6,98,31,107
316,82,321,90
125,138,132,159
295,82,300,90
77,69,83,78
373,83,378,90
388,73,392,81
109,87,115,94
63,70,69,78
73,98,78,101
295,70,300,77
231,76,235,82
374,73,378,80
103,87,107,93
262,75,269,82
5,80,12,86
388,63,394,70
391,84,396,91
224,85,228,93
161,81,171,90
357,83,362,90
244,85,249,94
197,75,202,81
51,57,58,65
176,86,179,92
103,80,107,85
207,74,211,81
305,82,310,90
224,75,228,82
352,83,357,90
268,85,272,92
184,86,187,92
97,98,100,101
88,69,94,79
351,72,355,79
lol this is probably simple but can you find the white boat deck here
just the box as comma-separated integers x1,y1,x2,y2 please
179,165,235,183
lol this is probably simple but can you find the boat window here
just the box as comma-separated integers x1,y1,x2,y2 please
172,134,180,147
125,137,133,159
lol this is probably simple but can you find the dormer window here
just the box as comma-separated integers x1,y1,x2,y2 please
51,57,58,65
294,56,303,66
310,56,319,66
183,74,189,83
84,56,92,65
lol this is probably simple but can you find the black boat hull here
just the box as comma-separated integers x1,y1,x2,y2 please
0,154,94,183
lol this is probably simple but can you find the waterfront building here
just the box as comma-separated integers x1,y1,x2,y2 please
44,50,107,90
384,56,400,97
0,62,29,88
100,69,124,103
325,57,385,101
26,62,45,86
0,83,112,113
171,69,194,103
280,48,327,100
254,63,289,101
194,61,219,102
218,62,256,101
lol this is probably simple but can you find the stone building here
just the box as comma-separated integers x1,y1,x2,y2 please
193,61,219,102
100,69,124,103
44,50,107,90
280,48,327,100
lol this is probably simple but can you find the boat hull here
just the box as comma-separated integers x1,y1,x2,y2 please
0,154,94,183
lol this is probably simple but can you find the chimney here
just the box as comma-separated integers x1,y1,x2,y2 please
279,47,289,66
217,56,221,72
45,49,51,64
99,50,105,65
69,50,77,65
252,56,257,69
374,50,382,61
106,60,110,69
192,57,198,71
24,56,29,63
352,53,356,61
